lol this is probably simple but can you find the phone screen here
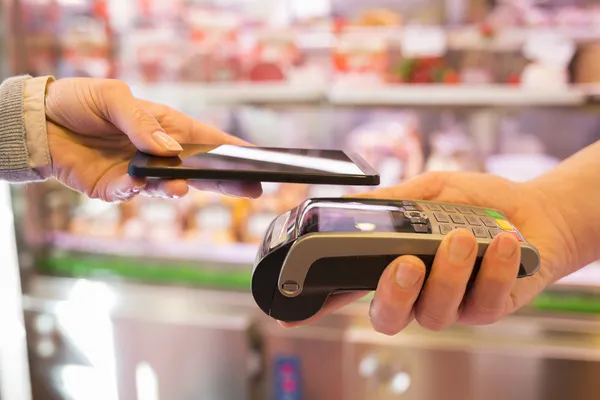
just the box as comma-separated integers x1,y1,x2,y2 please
129,144,379,185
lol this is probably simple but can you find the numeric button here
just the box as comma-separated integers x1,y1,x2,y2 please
457,206,472,214
442,205,457,213
481,217,497,228
426,204,442,212
450,214,466,224
434,213,450,223
439,224,454,235
465,215,481,226
489,228,501,238
471,227,489,238
471,208,487,216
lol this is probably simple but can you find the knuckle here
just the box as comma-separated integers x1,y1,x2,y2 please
87,182,112,203
131,105,148,120
102,79,130,96
462,300,505,325
422,170,448,182
418,171,451,199
415,310,452,331
131,105,156,125
422,171,451,187
150,103,169,120
110,79,129,90
87,189,103,201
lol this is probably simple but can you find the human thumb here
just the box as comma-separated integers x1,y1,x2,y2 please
99,80,182,156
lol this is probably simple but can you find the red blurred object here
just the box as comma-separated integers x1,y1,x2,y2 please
479,22,495,38
443,70,461,84
138,47,164,82
248,63,286,82
384,74,404,84
331,24,388,81
331,43,388,74
411,69,430,84
92,0,108,19
507,73,520,85
179,8,244,83
390,56,458,84
419,57,444,70
332,18,348,34
246,32,301,82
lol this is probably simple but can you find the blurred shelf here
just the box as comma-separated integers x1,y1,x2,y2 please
129,82,325,105
448,26,600,51
327,84,586,107
37,253,253,290
252,25,600,51
128,82,590,107
48,232,257,265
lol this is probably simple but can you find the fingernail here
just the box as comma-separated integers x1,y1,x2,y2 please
152,131,182,152
448,231,475,264
395,262,421,290
496,234,518,260
368,299,395,334
368,298,380,321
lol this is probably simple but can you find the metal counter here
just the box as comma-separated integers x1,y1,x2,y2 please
18,275,600,400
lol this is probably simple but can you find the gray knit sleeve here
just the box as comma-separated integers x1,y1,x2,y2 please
0,75,45,182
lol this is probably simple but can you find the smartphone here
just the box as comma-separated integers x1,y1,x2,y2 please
128,144,380,186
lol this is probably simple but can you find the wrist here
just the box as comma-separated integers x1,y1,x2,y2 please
527,166,600,276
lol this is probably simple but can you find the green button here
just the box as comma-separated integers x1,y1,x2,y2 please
485,210,504,219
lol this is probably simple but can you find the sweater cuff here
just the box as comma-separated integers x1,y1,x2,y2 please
24,76,55,180
0,75,51,183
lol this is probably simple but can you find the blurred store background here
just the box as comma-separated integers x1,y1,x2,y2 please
2,0,600,399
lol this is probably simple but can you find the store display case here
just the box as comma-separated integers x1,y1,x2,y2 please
343,316,600,400
4,1,600,399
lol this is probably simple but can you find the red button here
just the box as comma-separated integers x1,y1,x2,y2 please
509,231,523,242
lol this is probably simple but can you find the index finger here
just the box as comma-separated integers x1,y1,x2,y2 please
189,180,263,199
137,100,263,197
137,99,251,146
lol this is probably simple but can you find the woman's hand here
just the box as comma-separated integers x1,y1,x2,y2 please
283,172,577,335
45,78,262,202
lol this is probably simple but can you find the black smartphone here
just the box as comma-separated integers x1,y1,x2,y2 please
128,144,380,186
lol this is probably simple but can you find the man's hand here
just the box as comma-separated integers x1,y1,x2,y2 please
45,78,262,202
283,172,576,335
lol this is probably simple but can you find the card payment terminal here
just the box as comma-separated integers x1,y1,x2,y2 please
251,198,540,323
